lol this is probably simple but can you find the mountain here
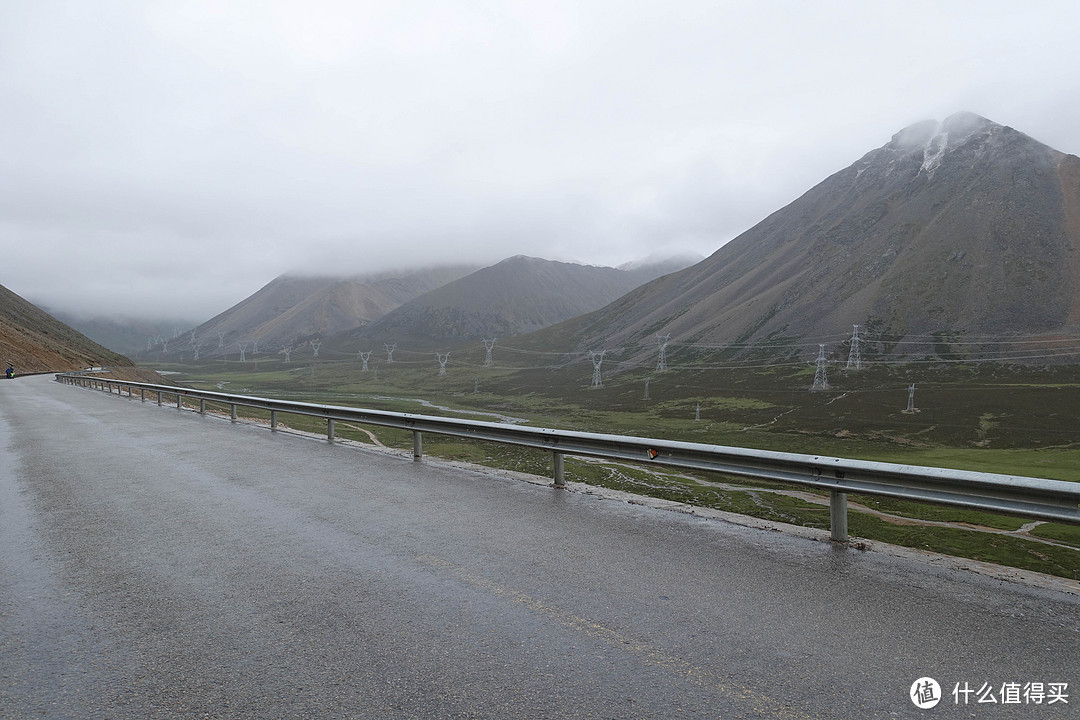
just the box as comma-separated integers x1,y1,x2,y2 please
0,282,135,373
51,312,200,357
338,254,699,350
542,112,1080,361
176,265,478,358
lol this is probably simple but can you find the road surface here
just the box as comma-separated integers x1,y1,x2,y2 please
1,374,1077,718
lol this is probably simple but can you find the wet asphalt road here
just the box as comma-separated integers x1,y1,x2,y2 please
1,374,1077,719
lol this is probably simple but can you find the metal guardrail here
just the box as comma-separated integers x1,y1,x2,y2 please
56,373,1080,541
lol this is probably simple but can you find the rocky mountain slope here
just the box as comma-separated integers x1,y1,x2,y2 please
339,254,699,350
0,282,135,373
179,265,478,357
543,112,1080,362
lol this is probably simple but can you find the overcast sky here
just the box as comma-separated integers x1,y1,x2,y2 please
2,0,1079,322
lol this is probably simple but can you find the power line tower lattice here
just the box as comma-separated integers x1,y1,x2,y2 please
904,384,919,413
589,350,605,388
436,352,450,376
811,344,829,391
384,344,396,364
358,351,372,371
656,334,670,372
482,338,496,367
846,324,862,370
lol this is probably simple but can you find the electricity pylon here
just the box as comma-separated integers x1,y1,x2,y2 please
589,350,605,388
656,334,670,372
905,383,918,413
846,325,862,370
811,344,829,391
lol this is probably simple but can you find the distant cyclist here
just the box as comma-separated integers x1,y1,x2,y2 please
5,364,13,379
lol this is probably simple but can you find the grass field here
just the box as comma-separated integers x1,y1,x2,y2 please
142,353,1080,580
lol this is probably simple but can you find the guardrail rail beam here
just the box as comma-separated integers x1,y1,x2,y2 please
55,374,1080,538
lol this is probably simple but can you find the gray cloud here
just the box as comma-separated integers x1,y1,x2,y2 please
2,0,1079,321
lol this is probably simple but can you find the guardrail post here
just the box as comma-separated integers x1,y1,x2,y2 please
553,452,566,488
231,404,237,421
157,391,162,406
200,399,206,414
327,418,335,441
176,394,183,409
271,410,278,430
413,431,422,461
830,490,849,542
140,388,145,402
